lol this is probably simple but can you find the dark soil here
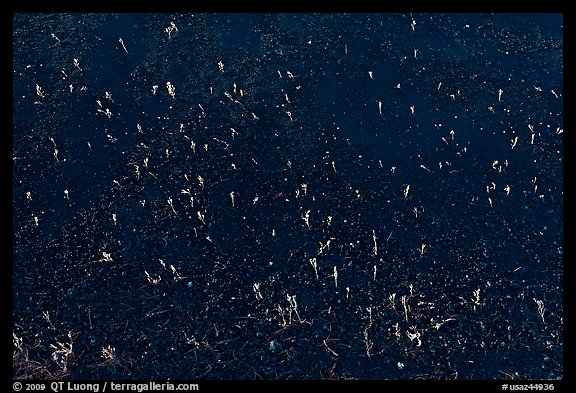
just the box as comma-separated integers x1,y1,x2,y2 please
13,13,563,380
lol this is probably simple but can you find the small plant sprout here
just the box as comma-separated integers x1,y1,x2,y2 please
230,127,239,139
401,295,409,322
196,211,205,225
118,37,128,53
419,243,427,256
50,331,74,373
167,197,178,216
33,215,39,227
391,166,396,173
53,149,60,163
252,283,263,300
368,71,374,79
488,197,493,208
134,165,140,180
252,194,259,205
42,311,56,330
69,84,74,93
472,288,481,306
96,104,113,118
112,213,117,225
389,293,397,311
301,210,311,228
318,238,332,255
372,230,378,256
406,326,422,347
197,175,204,189
73,58,82,71
504,185,511,196
373,265,377,281
218,60,224,73
276,305,287,327
102,252,113,262
437,81,442,90
63,189,69,199
35,84,45,98
26,191,32,201
327,215,333,226
378,101,382,114
165,21,178,39
13,332,23,353
511,136,518,149
410,17,416,30
413,48,418,59
332,161,337,172
144,271,161,285
551,89,559,99
333,266,338,288
363,328,373,357
101,345,116,362
403,184,410,200
450,129,455,140
301,183,308,196
531,133,536,144
166,82,176,99
410,106,415,115
152,85,158,95
51,33,61,43
169,264,185,281
286,111,293,121
533,298,546,324
309,257,319,279
203,143,209,152
367,306,373,326
498,88,503,101
230,191,236,207
286,294,302,323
